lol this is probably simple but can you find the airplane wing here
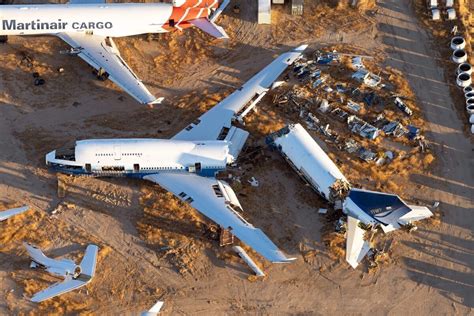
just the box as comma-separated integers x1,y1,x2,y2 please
30,276,87,303
172,45,307,143
57,33,162,105
0,206,29,221
345,216,371,269
79,244,99,279
144,173,295,263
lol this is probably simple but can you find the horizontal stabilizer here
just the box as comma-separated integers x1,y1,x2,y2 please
346,216,371,269
189,18,229,39
31,277,86,303
0,205,29,221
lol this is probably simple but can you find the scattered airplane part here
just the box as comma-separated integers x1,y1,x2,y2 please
0,0,228,105
267,123,433,268
24,243,99,302
469,114,474,124
464,86,473,94
457,72,472,88
248,177,259,187
452,49,468,64
346,216,371,269
233,246,265,277
0,205,29,221
141,300,164,316
45,45,307,263
450,36,466,50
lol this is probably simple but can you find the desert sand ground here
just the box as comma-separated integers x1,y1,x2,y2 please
0,0,473,314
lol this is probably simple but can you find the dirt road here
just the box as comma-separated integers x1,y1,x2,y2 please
374,0,474,308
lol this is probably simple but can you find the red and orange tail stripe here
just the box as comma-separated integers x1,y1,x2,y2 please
164,5,214,31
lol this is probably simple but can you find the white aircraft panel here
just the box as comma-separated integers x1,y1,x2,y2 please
346,216,370,269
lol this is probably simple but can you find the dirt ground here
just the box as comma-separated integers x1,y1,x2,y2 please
0,0,473,314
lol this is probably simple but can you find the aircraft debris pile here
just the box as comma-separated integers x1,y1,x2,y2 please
270,48,430,165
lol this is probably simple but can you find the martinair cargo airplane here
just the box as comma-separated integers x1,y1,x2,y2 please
0,0,230,105
45,45,308,263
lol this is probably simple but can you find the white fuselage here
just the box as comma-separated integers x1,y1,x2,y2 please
46,138,234,177
25,243,81,278
0,3,173,37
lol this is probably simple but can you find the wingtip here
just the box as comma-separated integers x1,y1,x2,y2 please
270,253,297,263
294,44,308,53
148,97,165,105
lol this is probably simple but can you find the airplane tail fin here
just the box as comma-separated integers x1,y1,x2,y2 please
189,18,228,39
79,245,99,279
344,189,433,233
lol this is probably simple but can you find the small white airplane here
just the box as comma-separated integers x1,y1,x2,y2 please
0,205,29,221
0,0,230,105
267,123,433,268
24,242,99,303
45,45,308,263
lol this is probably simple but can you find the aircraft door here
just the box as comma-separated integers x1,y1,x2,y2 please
113,146,122,160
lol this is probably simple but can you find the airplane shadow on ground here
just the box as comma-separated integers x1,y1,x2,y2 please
401,229,474,308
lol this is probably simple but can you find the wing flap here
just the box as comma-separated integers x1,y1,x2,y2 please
31,277,86,303
57,33,161,105
144,173,294,263
172,45,307,141
0,206,29,221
